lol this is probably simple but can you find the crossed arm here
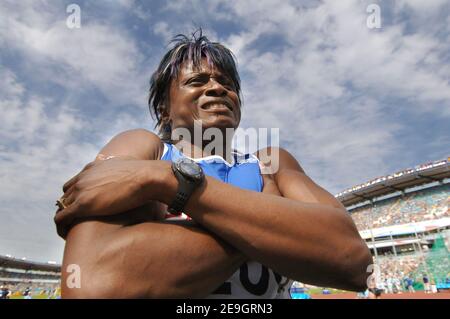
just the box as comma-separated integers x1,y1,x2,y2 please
57,129,372,298
62,216,246,298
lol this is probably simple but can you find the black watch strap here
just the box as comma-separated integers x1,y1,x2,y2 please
167,169,195,214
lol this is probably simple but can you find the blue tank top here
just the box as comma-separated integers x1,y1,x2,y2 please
160,142,263,193
160,142,292,299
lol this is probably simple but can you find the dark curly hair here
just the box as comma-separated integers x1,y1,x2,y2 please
148,29,242,140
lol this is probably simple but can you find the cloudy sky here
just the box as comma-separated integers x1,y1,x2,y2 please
1,0,449,263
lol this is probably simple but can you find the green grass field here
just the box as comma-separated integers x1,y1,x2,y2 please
302,287,348,295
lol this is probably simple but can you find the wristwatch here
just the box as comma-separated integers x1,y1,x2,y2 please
167,157,205,215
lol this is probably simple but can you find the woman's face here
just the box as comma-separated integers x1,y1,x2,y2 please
166,58,241,136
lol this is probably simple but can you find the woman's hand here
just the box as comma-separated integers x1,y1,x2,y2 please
54,157,170,236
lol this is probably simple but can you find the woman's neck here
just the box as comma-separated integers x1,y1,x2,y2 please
173,139,234,163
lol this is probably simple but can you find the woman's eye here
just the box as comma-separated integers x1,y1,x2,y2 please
224,82,234,89
188,78,205,85
220,78,235,89
223,82,235,91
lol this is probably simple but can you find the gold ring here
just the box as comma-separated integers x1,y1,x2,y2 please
56,198,67,210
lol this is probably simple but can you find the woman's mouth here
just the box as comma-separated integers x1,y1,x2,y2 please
201,102,233,112
202,103,231,111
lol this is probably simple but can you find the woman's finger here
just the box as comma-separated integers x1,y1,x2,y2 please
54,201,79,238
62,174,79,193
62,190,77,208
61,183,76,200
62,161,98,192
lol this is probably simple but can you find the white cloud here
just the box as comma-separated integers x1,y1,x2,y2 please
0,68,25,98
0,0,148,107
395,0,448,13
153,21,173,42
0,67,98,261
0,1,159,261
210,0,450,190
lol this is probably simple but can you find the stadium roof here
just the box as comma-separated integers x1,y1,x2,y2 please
0,255,61,272
335,158,450,207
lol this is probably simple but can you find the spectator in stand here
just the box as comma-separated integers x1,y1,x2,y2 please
392,277,402,294
23,287,32,299
386,274,394,294
377,277,387,295
423,274,431,293
404,276,415,293
430,278,438,293
0,284,10,299
366,274,382,299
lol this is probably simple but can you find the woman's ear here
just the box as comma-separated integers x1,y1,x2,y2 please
158,104,172,139
158,103,170,125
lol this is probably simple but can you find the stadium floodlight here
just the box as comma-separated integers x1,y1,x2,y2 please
6,254,12,258
21,257,27,260
47,261,57,264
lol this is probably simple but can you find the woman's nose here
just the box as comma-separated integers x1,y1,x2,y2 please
205,79,227,97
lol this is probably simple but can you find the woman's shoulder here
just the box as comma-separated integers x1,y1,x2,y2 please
99,129,164,160
114,128,158,137
253,146,305,176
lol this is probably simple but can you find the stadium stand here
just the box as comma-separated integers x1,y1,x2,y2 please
350,185,449,230
293,158,450,297
0,255,61,298
342,158,450,295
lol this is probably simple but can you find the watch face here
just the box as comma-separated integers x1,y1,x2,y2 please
177,158,203,180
